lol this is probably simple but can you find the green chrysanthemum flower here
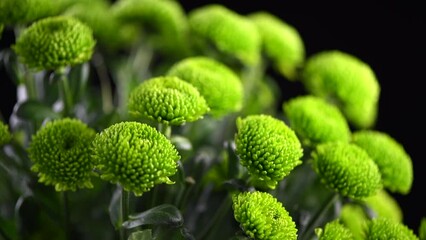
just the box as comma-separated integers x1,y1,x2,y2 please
419,218,426,240
363,189,403,222
365,217,419,240
311,142,382,199
248,11,305,81
0,121,12,146
0,0,62,25
340,204,369,240
301,50,380,129
13,16,96,71
92,121,180,196
232,191,297,240
235,114,303,189
283,95,351,147
315,219,354,240
188,4,261,66
28,118,97,191
128,76,210,126
167,56,244,118
352,130,413,194
63,0,138,51
111,0,190,57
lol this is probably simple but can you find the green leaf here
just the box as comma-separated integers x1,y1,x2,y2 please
171,135,192,151
127,229,153,240
15,100,61,121
109,186,123,230
122,204,183,229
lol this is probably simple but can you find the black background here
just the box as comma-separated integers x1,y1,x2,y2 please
1,0,425,234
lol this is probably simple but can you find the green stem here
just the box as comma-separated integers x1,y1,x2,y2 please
93,52,114,113
300,192,340,240
56,68,73,117
196,194,232,240
120,189,130,240
62,191,71,240
157,123,171,139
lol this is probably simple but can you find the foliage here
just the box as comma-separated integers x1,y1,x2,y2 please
0,1,422,240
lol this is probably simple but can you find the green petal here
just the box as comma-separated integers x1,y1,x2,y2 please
316,219,354,240
366,217,419,240
0,121,12,146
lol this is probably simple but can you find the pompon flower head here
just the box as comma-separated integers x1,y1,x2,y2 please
13,16,96,71
28,118,97,191
63,0,138,51
128,76,209,126
248,11,305,81
188,4,261,66
340,203,369,240
311,142,382,199
111,0,190,57
301,50,380,129
363,189,403,222
0,121,12,146
91,121,180,196
351,130,413,194
232,191,297,240
167,56,244,118
315,219,354,240
365,217,419,240
234,114,303,189
0,0,62,25
283,95,351,147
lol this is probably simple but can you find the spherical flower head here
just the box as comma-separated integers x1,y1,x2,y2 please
63,0,138,51
419,218,426,240
0,121,12,146
232,191,298,240
363,189,403,222
234,114,303,189
351,130,413,194
315,219,354,240
311,142,382,200
188,4,261,66
167,56,244,118
0,0,61,25
248,11,305,81
128,76,210,126
365,217,419,240
301,50,380,129
13,16,96,71
283,95,351,147
92,121,180,196
111,0,190,57
28,118,97,191
340,203,369,240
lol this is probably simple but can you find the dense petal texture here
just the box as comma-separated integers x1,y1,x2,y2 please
316,219,354,240
235,114,303,189
167,56,244,117
28,118,97,191
188,4,261,66
366,217,419,240
248,11,305,80
0,0,62,25
128,76,209,125
352,130,413,194
232,191,297,240
92,121,180,196
301,50,380,129
363,189,403,222
283,95,351,147
13,16,96,70
311,142,382,199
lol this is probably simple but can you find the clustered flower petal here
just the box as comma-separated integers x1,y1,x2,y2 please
311,142,382,199
235,114,303,189
13,16,96,71
188,4,261,66
0,0,61,25
248,11,305,80
28,118,97,191
91,121,180,196
128,76,210,126
363,189,403,222
351,130,413,194
283,95,351,147
167,56,244,118
232,191,298,240
0,121,12,146
365,217,419,240
315,219,354,240
301,50,380,129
